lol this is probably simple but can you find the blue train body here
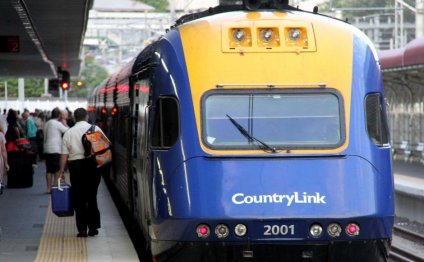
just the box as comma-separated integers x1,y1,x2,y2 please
89,3,394,261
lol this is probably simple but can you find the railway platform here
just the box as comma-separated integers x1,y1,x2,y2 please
0,162,139,262
392,161,424,261
394,160,424,225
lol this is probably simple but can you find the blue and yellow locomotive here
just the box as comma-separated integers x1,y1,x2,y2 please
88,1,394,261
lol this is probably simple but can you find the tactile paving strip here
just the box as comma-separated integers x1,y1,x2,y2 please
34,200,87,262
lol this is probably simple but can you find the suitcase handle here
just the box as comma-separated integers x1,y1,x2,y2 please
57,178,64,192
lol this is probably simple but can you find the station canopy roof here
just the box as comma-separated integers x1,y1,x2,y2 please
92,0,154,12
379,38,424,86
0,0,94,78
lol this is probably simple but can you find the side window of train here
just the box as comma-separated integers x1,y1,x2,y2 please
365,93,389,146
151,97,179,149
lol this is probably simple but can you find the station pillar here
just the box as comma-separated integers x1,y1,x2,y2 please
417,0,424,38
18,78,25,112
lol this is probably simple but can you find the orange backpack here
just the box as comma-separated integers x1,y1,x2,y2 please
82,125,112,168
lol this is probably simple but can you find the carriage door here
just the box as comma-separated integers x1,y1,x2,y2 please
130,78,151,229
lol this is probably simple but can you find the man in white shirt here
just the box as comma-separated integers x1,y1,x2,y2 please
59,108,104,237
43,107,69,193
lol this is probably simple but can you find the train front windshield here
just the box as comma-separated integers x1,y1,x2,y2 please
202,89,345,150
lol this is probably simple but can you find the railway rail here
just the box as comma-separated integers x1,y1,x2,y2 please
390,225,424,262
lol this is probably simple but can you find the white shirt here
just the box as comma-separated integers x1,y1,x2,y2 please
0,114,7,133
61,121,104,161
43,119,69,154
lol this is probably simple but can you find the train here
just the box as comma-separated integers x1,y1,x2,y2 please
87,1,394,261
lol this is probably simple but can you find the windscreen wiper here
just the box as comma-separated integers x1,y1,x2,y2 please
226,114,277,153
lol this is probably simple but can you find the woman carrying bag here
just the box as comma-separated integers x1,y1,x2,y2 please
5,109,33,188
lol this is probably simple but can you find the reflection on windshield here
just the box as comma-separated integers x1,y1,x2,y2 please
203,90,343,150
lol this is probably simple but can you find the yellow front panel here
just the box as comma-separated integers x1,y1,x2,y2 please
179,11,353,155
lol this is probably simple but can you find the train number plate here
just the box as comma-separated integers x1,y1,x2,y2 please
253,221,306,239
263,224,295,236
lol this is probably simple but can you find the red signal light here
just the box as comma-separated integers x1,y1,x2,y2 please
59,70,70,91
61,82,69,90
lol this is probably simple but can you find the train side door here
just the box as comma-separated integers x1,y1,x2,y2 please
130,77,152,235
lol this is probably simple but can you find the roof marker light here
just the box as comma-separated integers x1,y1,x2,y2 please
346,223,360,236
196,224,210,238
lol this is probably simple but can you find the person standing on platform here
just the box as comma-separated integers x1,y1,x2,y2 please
59,109,70,127
43,108,69,193
0,125,9,194
0,108,7,133
59,108,104,237
5,109,25,188
18,110,26,135
65,107,75,127
35,111,45,160
4,109,20,144
5,109,24,142
22,110,38,165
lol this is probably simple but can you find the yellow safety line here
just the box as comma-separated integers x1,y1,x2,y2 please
34,200,87,262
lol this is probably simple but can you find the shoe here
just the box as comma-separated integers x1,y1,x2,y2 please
77,231,87,237
88,229,99,237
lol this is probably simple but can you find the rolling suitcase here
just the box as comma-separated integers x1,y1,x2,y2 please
51,179,74,217
7,151,33,188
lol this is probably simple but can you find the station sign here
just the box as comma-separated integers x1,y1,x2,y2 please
0,36,20,53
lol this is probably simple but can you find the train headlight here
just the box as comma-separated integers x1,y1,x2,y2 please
345,223,360,237
285,27,309,49
233,28,246,42
288,28,301,41
234,224,248,237
309,224,323,238
327,223,342,238
228,27,252,48
260,28,274,42
196,224,210,238
215,224,229,239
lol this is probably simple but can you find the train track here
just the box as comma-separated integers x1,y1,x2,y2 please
390,225,424,262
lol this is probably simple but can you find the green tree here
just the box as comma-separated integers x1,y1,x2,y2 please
0,60,108,99
138,0,168,12
73,59,108,98
0,78,17,97
0,78,44,97
25,78,45,97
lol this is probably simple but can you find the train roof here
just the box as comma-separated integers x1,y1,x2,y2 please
132,40,160,75
173,3,346,27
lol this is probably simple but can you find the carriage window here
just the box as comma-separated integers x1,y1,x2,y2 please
202,89,345,150
365,93,389,146
152,97,179,148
